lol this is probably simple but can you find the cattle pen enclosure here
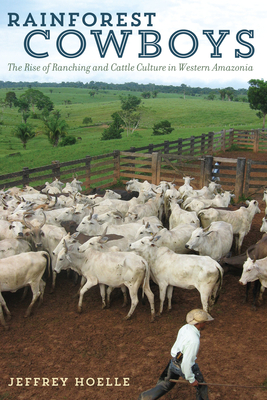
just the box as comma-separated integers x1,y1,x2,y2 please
0,128,267,199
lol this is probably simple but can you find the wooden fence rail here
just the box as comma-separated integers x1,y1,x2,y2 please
0,128,267,196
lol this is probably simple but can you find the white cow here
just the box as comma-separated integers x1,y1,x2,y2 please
0,238,32,259
260,216,267,233
0,251,50,329
169,199,200,229
198,200,261,254
134,223,197,254
54,238,155,321
239,254,266,303
0,220,25,240
185,221,233,261
129,236,223,314
184,191,234,212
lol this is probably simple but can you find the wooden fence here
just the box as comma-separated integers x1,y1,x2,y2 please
0,128,267,196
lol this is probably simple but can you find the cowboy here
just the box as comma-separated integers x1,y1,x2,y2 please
137,309,214,400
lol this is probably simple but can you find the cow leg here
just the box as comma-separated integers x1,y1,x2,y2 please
123,283,140,320
73,275,86,298
50,270,57,293
38,279,46,306
237,234,245,255
121,285,128,308
78,276,98,313
158,283,168,316
198,289,209,312
0,303,8,330
0,293,11,328
99,284,107,309
143,280,155,322
24,281,41,317
258,285,265,304
20,286,29,302
166,286,174,311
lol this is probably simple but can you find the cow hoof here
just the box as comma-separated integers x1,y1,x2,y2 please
156,312,162,317
4,324,10,331
123,315,131,320
6,314,12,321
77,308,82,314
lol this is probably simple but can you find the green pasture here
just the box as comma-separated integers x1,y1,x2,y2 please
0,86,262,175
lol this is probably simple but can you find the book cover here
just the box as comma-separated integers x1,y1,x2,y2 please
0,1,266,400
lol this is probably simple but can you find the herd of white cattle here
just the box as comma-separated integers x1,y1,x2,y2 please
0,176,266,330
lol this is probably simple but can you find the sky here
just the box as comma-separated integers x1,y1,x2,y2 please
0,0,266,89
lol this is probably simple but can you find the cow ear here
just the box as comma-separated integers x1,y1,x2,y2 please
206,231,214,236
9,225,12,230
41,231,45,237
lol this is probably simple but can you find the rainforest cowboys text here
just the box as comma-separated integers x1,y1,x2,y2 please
7,12,255,59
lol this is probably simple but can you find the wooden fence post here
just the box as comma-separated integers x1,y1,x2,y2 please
203,155,213,185
201,134,206,154
235,157,246,200
148,143,154,154
208,132,214,153
221,130,226,152
164,141,170,154
253,130,259,153
177,138,183,155
229,129,234,148
22,167,30,187
85,155,91,189
113,150,120,184
151,152,161,185
51,160,60,179
190,136,195,156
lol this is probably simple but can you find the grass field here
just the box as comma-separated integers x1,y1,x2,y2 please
0,86,262,175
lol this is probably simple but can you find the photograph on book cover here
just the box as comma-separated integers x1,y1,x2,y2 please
1,1,267,400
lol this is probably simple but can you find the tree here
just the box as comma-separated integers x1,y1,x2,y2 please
14,123,35,149
20,88,53,113
43,111,69,147
219,89,226,100
141,91,151,99
248,79,267,128
5,91,17,108
152,120,174,136
16,97,30,123
118,95,142,136
101,112,124,140
82,117,92,126
207,93,216,101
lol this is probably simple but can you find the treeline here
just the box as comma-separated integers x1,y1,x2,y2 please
0,80,247,96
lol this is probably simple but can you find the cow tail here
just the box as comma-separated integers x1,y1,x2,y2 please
209,264,223,308
42,251,51,279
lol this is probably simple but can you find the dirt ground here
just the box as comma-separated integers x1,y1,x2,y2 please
1,150,267,400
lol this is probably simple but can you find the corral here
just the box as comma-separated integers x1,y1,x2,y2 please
0,150,267,400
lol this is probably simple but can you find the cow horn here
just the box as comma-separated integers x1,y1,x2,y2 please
23,212,34,228
100,226,108,240
39,210,47,228
63,239,68,252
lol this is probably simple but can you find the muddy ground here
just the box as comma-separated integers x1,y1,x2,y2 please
1,150,267,400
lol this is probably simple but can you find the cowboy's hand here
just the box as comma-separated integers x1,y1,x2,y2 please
191,380,199,386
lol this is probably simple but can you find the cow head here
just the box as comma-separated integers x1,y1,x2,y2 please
239,253,260,285
23,211,46,248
